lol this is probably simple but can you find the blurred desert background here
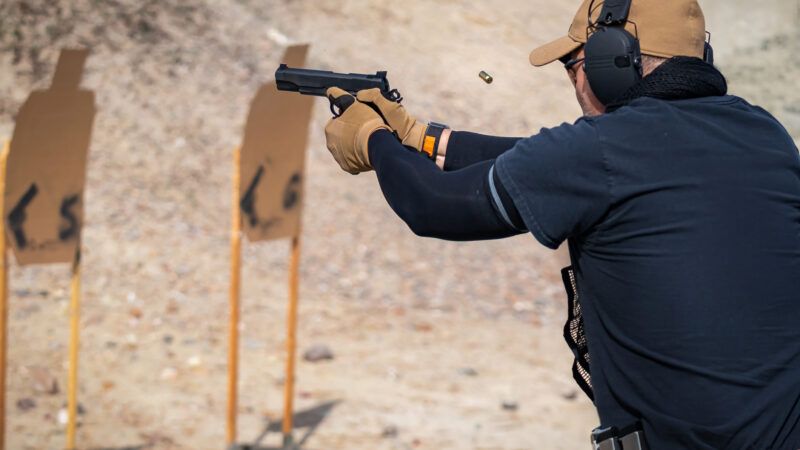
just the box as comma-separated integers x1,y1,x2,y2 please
0,1,798,449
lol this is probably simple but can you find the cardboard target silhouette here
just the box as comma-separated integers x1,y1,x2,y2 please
227,43,314,448
0,48,95,450
4,49,95,265
238,44,314,242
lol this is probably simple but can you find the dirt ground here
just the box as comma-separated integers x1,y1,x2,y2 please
0,1,798,449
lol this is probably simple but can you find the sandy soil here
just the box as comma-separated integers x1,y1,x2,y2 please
0,1,797,449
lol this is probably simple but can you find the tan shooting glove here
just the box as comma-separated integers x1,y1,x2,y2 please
356,88,427,153
324,87,391,174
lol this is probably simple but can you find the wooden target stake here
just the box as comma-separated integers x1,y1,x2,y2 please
65,249,81,450
0,140,9,450
227,147,243,445
282,235,301,449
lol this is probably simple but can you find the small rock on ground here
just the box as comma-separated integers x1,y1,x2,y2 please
501,400,519,411
458,367,479,377
381,424,399,438
16,398,36,412
303,344,334,362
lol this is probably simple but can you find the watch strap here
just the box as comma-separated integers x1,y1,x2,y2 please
421,122,450,160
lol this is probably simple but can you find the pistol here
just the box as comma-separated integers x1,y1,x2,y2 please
275,64,402,116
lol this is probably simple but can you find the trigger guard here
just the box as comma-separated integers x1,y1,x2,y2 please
329,99,341,118
328,93,356,118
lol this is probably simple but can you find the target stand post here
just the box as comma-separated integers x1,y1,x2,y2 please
65,249,82,450
226,155,305,450
281,235,301,449
0,140,10,450
227,147,244,447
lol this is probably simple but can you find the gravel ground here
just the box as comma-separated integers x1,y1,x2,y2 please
0,1,797,449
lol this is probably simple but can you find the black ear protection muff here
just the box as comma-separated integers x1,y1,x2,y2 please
583,0,716,106
583,0,642,105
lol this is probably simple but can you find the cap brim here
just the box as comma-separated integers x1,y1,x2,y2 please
529,35,582,67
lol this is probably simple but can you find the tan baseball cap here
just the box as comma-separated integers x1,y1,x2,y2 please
530,0,707,66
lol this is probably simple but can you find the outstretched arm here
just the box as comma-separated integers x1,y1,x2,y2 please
354,89,522,172
323,87,526,241
369,129,525,241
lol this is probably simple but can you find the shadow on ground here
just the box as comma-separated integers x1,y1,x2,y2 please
87,401,340,450
232,400,341,450
89,447,147,450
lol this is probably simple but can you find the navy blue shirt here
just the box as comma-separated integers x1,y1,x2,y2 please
496,96,800,449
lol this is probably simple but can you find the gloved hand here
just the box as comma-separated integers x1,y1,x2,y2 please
324,87,391,174
356,88,427,153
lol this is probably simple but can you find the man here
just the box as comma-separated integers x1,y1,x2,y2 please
323,0,800,448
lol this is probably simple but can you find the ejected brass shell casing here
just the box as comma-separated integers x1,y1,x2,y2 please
479,70,493,84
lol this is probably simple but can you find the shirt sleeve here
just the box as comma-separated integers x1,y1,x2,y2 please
494,118,611,249
368,130,524,241
443,131,522,171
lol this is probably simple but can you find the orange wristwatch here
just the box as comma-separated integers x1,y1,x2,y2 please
420,122,450,161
